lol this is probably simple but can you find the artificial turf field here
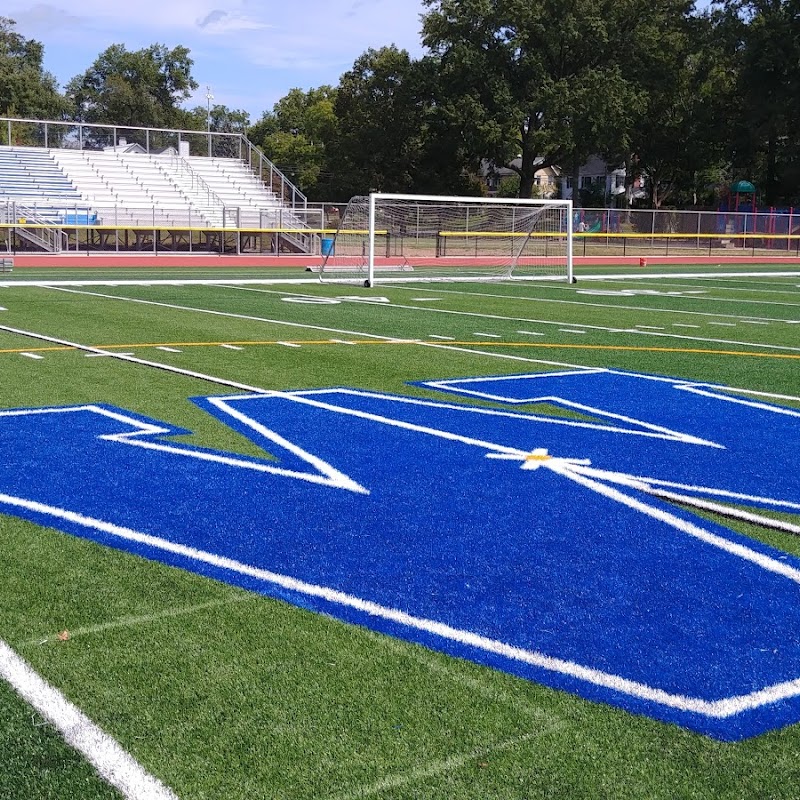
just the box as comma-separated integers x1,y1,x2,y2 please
1,262,800,799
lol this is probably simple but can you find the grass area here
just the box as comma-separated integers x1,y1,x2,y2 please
1,264,800,798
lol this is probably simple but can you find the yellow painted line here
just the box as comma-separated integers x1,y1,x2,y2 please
2,340,799,360
0,346,73,354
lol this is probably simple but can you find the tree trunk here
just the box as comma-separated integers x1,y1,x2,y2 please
518,150,536,199
571,160,582,209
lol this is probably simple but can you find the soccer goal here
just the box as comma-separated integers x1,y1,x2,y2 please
314,193,573,286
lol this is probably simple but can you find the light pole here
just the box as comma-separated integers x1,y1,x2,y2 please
205,86,214,131
205,86,214,157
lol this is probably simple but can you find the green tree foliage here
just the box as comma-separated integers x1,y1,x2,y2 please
326,46,484,199
421,0,658,199
326,47,428,198
0,17,66,125
66,43,197,132
719,0,800,205
247,87,338,199
184,104,250,134
621,7,733,208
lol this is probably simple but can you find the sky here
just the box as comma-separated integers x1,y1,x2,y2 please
6,0,429,122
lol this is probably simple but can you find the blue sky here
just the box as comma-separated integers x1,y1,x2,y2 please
6,0,428,122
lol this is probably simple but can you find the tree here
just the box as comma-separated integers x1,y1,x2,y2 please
247,87,338,199
421,0,693,200
328,46,430,198
0,17,66,125
184,104,249,134
719,0,800,205
611,2,731,209
66,43,197,134
423,0,642,197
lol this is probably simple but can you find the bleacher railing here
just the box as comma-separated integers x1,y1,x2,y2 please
0,116,307,213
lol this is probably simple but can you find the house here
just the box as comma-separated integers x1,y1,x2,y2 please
483,158,561,198
484,154,645,205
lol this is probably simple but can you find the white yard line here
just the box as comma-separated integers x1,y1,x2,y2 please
378,282,800,325
330,727,561,800
24,594,258,647
0,640,178,800
226,285,800,354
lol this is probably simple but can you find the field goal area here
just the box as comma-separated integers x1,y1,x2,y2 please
312,193,573,285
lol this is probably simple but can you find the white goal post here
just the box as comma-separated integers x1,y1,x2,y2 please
315,192,574,286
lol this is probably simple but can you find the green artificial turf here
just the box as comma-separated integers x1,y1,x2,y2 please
1,265,799,799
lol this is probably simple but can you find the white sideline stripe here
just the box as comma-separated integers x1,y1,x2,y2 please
473,332,501,338
4,489,800,719
0,640,178,800
20,352,44,360
277,341,301,348
516,330,544,336
41,284,800,365
156,347,181,353
0,306,6,311
0,324,273,395
428,334,455,340
709,322,737,326
219,344,243,350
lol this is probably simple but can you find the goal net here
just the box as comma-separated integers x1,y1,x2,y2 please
313,193,573,285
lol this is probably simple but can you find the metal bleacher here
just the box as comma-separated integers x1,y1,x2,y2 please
1,118,318,254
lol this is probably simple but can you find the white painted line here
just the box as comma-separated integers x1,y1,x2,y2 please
3,488,800,720
412,297,443,302
473,333,501,338
44,285,800,358
20,352,44,360
428,335,455,341
329,339,356,345
709,322,736,327
0,306,6,311
635,325,665,330
673,324,701,329
516,330,544,336
0,640,178,800
219,344,243,350
277,341,302,348
156,347,181,353
559,329,586,334
85,353,135,358
27,594,257,647
741,320,770,325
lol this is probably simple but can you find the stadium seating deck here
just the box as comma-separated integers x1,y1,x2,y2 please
1,143,312,253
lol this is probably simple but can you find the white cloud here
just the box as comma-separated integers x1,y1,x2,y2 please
5,0,427,119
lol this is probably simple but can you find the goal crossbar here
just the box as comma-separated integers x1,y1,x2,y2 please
319,192,573,286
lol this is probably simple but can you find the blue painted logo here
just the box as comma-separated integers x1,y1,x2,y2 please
1,369,799,740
